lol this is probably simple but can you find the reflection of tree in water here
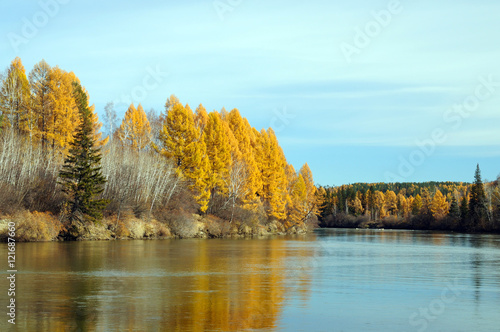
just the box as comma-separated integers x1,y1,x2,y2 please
469,235,483,307
158,238,314,331
16,239,314,331
64,242,103,332
471,252,482,307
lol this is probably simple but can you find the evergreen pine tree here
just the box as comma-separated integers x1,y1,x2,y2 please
58,82,107,234
448,195,460,219
468,164,488,230
459,194,469,231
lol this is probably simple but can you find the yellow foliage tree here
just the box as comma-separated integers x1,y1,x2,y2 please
194,104,209,136
0,57,31,133
46,67,80,150
29,59,51,146
204,111,231,200
226,109,261,206
384,190,398,216
420,188,432,216
397,194,409,218
256,128,288,221
116,103,151,151
298,163,318,221
350,196,364,216
374,191,386,219
159,100,210,212
431,189,448,220
288,173,307,226
412,194,423,215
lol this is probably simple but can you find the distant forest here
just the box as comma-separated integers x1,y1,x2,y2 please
317,169,500,233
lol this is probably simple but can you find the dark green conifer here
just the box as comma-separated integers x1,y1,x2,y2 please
468,164,488,230
59,82,107,233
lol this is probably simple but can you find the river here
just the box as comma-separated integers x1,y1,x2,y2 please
1,228,500,331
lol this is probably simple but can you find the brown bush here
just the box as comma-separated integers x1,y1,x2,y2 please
166,210,199,238
9,211,62,242
80,222,113,241
144,219,172,238
125,218,146,239
205,216,232,238
112,220,131,238
381,216,411,229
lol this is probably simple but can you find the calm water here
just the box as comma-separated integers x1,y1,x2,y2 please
1,229,500,331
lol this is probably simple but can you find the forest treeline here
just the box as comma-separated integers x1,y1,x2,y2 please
0,57,319,241
317,168,500,233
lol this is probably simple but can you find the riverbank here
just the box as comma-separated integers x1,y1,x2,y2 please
0,211,310,242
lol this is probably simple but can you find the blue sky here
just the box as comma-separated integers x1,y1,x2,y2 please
1,0,500,186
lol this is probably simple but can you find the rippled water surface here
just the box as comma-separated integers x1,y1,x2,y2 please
1,229,500,331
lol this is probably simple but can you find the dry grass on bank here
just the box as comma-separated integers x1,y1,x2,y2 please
0,209,310,242
0,211,62,242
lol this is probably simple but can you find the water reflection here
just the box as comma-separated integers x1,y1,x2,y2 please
1,230,500,331
2,238,315,331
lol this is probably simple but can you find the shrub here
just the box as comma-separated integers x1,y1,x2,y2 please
167,211,199,238
9,211,61,242
113,220,131,238
320,213,367,228
205,216,232,238
125,218,146,239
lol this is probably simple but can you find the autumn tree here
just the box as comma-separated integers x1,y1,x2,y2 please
29,60,51,147
420,188,432,216
374,190,385,219
256,128,288,221
288,173,307,225
412,194,422,215
384,190,398,216
350,196,364,216
299,163,318,221
164,94,180,113
116,103,151,151
226,109,261,207
158,100,210,212
194,104,209,137
46,67,80,150
397,194,409,218
367,188,375,220
0,57,31,133
491,186,500,230
431,190,448,220
58,82,107,236
204,111,231,205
